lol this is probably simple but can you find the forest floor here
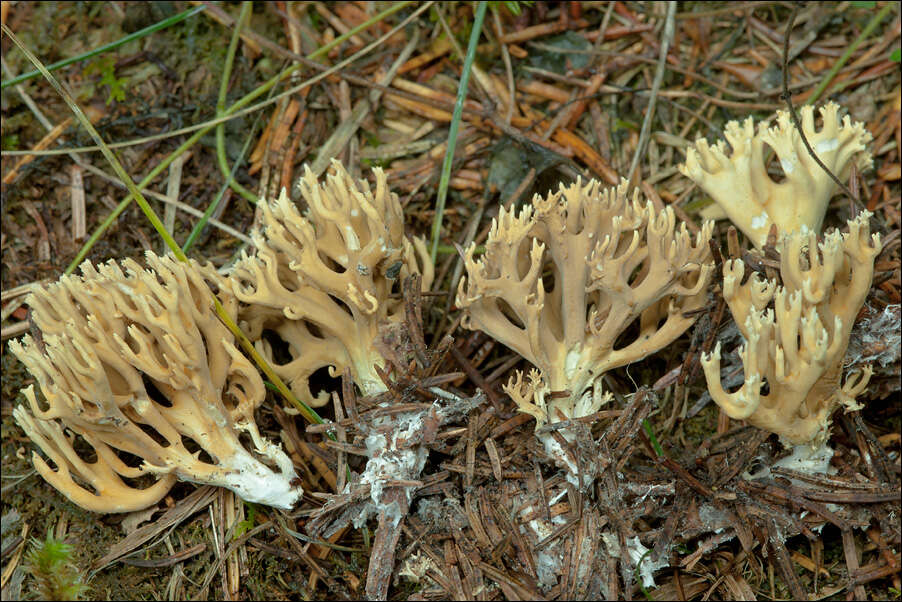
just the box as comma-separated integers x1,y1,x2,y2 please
1,2,900,600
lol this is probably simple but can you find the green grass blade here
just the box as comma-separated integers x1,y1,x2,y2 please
215,2,258,204
3,22,324,425
806,3,893,105
429,1,488,262
642,419,665,458
1,5,205,89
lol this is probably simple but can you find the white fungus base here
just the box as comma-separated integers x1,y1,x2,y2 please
538,430,599,490
519,490,569,589
601,533,669,589
352,404,432,529
204,444,301,510
773,441,836,476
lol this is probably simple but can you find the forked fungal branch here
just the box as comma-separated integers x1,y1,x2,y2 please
457,178,714,435
11,252,301,513
702,212,882,446
680,102,872,248
228,161,434,407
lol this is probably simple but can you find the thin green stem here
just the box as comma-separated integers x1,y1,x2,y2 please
806,3,893,105
64,60,307,274
430,1,488,262
1,5,205,89
3,22,323,425
307,1,414,60
219,296,322,425
642,419,665,458
216,2,258,204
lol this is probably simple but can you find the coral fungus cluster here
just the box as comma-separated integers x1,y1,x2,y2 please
228,161,433,407
456,178,714,471
680,102,872,249
10,103,883,520
701,214,881,447
11,254,301,512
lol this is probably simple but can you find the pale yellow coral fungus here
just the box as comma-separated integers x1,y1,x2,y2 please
11,253,301,513
681,102,872,248
457,178,714,435
702,212,882,446
228,161,434,407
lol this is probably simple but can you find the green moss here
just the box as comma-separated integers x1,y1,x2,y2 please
24,532,90,601
681,402,720,445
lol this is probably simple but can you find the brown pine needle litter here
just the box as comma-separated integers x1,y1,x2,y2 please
2,2,900,600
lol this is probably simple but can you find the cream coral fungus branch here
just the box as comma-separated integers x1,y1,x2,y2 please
228,161,434,407
702,212,882,447
2,22,320,428
680,102,872,248
457,178,714,436
11,253,301,513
